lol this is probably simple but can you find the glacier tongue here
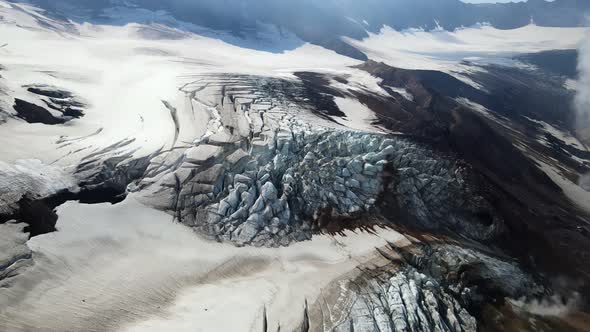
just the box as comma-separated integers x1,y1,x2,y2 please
136,74,398,246
131,74,502,248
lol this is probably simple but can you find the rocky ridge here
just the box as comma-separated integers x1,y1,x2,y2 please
12,85,85,125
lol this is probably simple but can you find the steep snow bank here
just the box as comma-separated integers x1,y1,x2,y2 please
346,24,588,72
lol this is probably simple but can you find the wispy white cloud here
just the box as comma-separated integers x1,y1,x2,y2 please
574,26,590,189
575,26,590,150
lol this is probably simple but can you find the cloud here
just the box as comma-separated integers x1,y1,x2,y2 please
575,32,590,142
574,20,590,191
509,293,582,317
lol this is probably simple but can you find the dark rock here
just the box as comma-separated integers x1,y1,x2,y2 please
27,86,73,99
13,99,65,125
12,196,58,237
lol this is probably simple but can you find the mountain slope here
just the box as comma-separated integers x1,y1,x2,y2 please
0,1,589,332
16,0,590,59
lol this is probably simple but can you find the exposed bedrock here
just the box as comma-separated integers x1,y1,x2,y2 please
26,84,86,118
11,85,86,125
13,99,66,125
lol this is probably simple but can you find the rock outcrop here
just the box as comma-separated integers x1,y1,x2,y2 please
11,85,85,125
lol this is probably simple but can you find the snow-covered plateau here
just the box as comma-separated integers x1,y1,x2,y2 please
1,1,590,332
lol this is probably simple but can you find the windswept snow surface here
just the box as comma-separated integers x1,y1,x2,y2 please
0,197,408,332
